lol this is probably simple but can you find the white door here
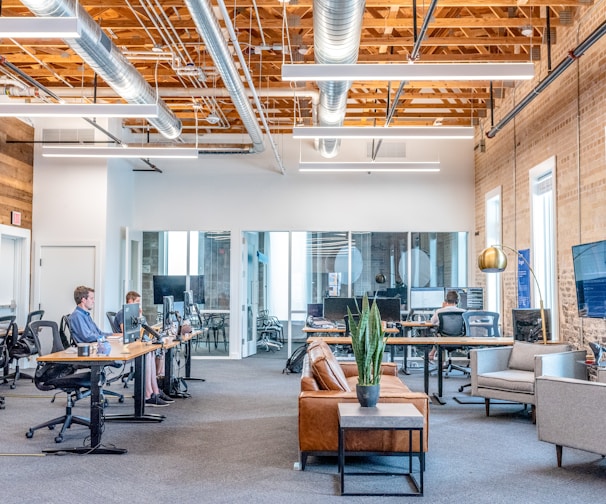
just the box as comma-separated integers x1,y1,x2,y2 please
0,225,31,326
242,232,258,357
36,245,97,325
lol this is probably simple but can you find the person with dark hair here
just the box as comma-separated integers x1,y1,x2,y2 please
115,291,172,407
69,286,114,343
428,290,465,361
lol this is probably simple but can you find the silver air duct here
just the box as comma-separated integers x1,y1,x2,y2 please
314,0,365,158
19,0,182,139
184,0,265,153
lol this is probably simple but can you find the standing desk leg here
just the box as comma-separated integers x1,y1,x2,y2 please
105,355,165,422
184,338,204,382
423,347,429,395
432,345,446,405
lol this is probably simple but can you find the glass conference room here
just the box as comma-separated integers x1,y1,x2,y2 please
141,231,468,357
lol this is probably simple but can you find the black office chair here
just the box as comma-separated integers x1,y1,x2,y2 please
4,309,44,388
458,311,500,392
0,315,17,408
436,311,469,378
25,320,92,443
106,311,120,333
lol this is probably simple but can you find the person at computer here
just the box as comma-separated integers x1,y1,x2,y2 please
69,285,116,344
428,290,465,361
114,290,173,407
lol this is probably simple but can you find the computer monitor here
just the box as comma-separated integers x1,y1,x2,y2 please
122,302,141,345
512,308,552,342
355,297,402,322
323,297,360,322
409,287,445,310
307,303,323,317
153,275,186,305
162,295,176,333
445,287,484,310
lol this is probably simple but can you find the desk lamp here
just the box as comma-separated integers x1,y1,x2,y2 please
477,244,547,345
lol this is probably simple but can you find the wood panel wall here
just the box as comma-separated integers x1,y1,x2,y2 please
0,118,34,230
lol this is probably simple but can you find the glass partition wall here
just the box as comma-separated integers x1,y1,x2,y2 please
143,230,468,358
251,231,468,355
142,231,231,357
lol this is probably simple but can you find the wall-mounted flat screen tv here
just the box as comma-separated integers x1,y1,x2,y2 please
572,239,606,318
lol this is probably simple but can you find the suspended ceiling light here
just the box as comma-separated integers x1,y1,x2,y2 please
0,17,81,38
298,161,440,173
282,62,535,82
0,103,160,118
292,126,474,140
520,26,534,37
42,145,199,159
205,113,221,125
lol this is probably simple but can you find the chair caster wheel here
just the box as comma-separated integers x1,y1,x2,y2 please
48,425,55,430
26,430,33,438
118,396,124,403
103,399,109,408
54,435,63,443
10,383,16,389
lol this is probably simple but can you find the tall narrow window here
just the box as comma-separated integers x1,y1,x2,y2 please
530,157,557,339
485,187,502,314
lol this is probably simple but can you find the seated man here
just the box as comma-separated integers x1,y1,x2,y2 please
428,289,465,361
114,290,173,407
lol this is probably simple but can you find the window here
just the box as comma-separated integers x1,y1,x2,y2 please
530,157,557,339
485,187,502,313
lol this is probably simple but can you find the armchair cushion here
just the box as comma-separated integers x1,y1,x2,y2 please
508,342,570,371
307,339,350,392
477,369,535,394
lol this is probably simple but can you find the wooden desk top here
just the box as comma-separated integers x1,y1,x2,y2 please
306,336,514,346
302,326,400,334
38,339,160,363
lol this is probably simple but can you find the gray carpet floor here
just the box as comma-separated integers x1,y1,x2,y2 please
1,351,604,503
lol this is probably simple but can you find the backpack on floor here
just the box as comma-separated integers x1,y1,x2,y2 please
283,344,307,375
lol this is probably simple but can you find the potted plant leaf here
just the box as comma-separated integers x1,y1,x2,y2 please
347,294,387,407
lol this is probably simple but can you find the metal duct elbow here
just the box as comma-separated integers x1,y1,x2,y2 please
20,0,182,139
314,0,365,158
184,0,265,153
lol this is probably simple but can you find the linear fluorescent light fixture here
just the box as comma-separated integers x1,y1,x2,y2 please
293,126,474,140
0,103,160,118
0,17,81,38
298,161,440,173
42,145,199,159
282,62,535,82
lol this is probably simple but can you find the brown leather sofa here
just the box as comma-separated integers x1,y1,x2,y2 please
298,339,430,470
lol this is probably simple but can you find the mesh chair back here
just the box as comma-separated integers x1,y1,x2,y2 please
437,311,466,336
462,310,500,337
106,311,120,333
0,315,17,368
29,320,65,356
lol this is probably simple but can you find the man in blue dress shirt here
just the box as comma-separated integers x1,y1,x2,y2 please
69,285,114,343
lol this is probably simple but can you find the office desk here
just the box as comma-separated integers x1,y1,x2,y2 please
37,339,162,455
306,336,514,403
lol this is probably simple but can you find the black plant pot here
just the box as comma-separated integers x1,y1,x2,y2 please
356,384,380,408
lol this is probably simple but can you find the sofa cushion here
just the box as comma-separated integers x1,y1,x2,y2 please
477,369,535,394
307,340,351,392
508,342,570,372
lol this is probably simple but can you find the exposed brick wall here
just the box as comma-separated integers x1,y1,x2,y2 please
474,3,606,350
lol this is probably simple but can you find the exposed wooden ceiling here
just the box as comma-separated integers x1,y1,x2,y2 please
0,0,593,142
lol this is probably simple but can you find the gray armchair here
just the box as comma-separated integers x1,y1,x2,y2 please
536,375,606,467
470,342,586,421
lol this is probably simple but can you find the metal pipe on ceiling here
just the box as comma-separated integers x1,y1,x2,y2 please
487,18,606,138
313,0,366,158
19,0,182,140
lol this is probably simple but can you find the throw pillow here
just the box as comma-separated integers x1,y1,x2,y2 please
508,341,570,371
307,340,351,391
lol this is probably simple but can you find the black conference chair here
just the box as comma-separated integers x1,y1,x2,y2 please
4,309,44,388
436,311,469,378
0,315,17,408
25,320,92,443
106,311,120,333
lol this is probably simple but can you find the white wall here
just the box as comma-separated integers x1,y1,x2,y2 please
32,131,474,343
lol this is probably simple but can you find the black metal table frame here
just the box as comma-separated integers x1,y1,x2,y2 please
338,424,424,496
